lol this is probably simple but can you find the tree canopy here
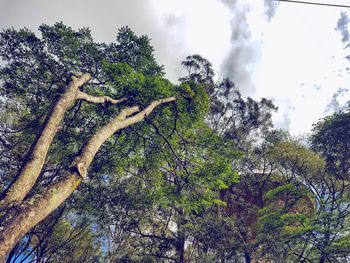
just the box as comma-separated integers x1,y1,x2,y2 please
1,22,349,263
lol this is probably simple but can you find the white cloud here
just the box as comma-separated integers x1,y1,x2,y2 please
150,0,232,80
251,3,350,134
1,0,350,135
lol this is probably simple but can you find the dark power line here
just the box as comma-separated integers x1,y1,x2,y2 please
274,0,350,8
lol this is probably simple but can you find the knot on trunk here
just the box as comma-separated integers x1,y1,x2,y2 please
76,162,87,178
69,158,87,178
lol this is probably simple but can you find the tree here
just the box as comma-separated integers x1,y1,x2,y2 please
0,23,208,260
77,103,240,262
309,110,350,262
311,110,350,179
179,54,277,151
168,54,277,262
86,55,280,262
258,135,350,263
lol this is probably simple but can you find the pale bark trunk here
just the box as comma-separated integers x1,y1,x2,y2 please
0,172,82,261
0,88,176,260
1,74,91,206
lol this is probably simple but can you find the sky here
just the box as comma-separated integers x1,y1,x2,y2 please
0,0,349,135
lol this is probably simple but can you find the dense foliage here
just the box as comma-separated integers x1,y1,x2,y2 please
1,23,350,263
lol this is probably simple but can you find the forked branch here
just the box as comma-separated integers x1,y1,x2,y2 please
0,96,176,260
0,73,91,207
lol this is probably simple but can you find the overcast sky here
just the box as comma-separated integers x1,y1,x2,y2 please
1,0,350,135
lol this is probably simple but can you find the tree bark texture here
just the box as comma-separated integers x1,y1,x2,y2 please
1,74,91,206
0,73,176,261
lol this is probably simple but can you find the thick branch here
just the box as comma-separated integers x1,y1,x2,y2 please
75,97,176,176
0,96,176,260
1,73,91,207
0,172,83,261
76,90,129,105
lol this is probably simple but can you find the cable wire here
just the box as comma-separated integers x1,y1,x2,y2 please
274,0,350,8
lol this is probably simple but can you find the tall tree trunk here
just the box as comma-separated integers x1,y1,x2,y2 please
319,253,326,263
0,173,83,261
178,236,186,263
1,74,91,206
176,209,186,263
220,252,226,263
319,227,330,263
244,251,251,263
0,74,176,260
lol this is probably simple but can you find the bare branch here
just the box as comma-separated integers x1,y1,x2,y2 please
76,90,129,105
145,118,191,177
